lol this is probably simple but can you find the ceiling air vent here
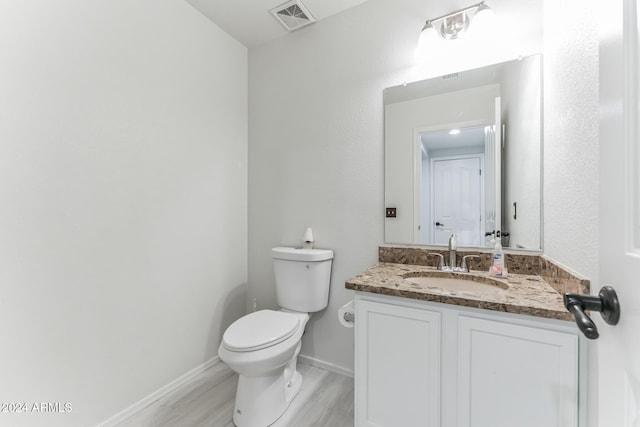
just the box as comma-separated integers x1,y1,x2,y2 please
270,0,315,32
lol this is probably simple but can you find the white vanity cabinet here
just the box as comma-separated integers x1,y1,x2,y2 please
354,293,585,427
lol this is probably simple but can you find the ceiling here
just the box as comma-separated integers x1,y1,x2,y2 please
421,126,486,152
184,0,371,48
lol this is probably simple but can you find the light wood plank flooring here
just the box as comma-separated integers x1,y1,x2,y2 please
115,361,354,427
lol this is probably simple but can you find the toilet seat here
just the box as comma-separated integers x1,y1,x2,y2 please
222,310,300,352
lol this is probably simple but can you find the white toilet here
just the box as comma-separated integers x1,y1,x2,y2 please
218,246,334,427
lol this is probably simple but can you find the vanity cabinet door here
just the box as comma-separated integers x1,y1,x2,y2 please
355,299,441,427
457,316,579,427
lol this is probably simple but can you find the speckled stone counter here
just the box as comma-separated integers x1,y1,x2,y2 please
378,245,590,295
345,262,579,322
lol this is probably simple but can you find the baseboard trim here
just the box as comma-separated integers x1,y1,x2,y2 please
97,356,221,427
298,354,354,378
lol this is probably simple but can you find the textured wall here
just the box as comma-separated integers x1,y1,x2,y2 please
250,0,599,420
542,2,600,427
542,2,599,284
249,0,542,372
0,1,247,425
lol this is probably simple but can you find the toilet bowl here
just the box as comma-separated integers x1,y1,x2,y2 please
219,310,309,427
218,247,333,427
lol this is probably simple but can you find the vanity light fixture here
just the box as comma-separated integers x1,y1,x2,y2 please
415,1,495,60
449,129,461,135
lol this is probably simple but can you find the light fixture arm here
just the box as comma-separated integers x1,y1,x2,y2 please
421,1,487,28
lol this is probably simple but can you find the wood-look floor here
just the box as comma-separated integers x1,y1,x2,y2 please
115,361,354,427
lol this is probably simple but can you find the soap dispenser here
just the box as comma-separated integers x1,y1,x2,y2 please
489,241,507,277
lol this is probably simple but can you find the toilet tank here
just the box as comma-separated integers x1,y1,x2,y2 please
271,247,334,313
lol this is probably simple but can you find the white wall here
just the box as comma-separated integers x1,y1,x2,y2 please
0,1,247,426
542,3,599,426
249,0,599,420
249,0,542,373
543,3,599,283
0,0,601,423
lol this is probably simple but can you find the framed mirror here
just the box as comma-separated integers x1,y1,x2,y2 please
384,54,542,250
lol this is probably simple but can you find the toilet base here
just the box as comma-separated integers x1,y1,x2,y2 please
232,353,303,427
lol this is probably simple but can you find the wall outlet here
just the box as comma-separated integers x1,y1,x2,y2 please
386,208,397,218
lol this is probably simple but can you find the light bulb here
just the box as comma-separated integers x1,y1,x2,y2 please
470,3,496,36
414,21,439,62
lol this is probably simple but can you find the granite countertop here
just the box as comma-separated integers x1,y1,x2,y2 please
345,262,574,322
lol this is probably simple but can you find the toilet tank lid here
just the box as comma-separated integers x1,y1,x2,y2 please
271,247,334,262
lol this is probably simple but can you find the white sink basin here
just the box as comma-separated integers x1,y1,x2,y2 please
402,273,508,292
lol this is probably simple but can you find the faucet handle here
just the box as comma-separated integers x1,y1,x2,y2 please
428,253,446,270
461,254,480,272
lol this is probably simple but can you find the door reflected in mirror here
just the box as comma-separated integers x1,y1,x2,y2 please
384,55,542,250
425,126,488,247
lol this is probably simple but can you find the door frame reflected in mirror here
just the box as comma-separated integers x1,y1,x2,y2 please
416,124,490,247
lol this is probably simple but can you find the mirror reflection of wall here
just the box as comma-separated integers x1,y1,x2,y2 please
384,54,542,250
500,56,542,250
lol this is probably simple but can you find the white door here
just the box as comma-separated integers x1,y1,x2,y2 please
431,156,482,246
599,0,640,424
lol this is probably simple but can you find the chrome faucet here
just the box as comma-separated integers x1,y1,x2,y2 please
448,234,457,271
430,239,480,273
